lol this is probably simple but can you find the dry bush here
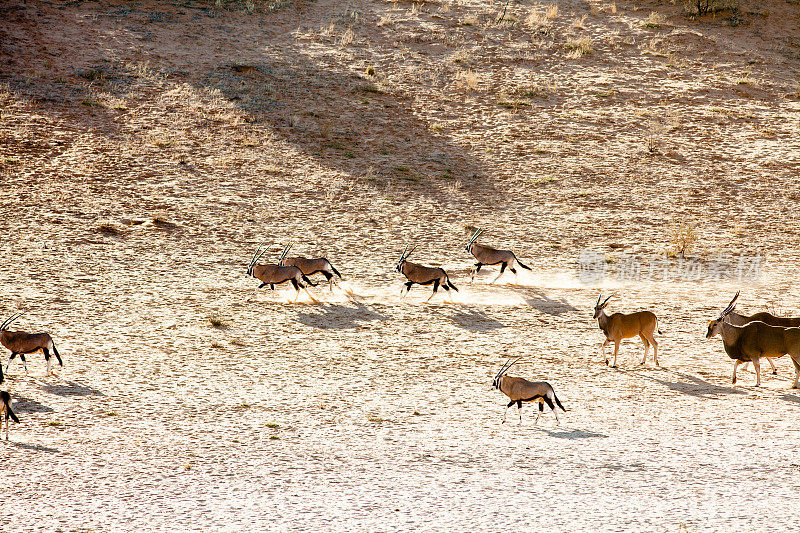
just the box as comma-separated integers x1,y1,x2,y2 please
670,222,698,258
683,0,738,16
340,27,355,46
456,69,480,91
564,37,593,58
525,8,551,33
644,11,667,28
545,4,558,19
572,14,587,30
460,14,479,26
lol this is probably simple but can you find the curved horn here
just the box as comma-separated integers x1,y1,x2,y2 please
1,311,24,331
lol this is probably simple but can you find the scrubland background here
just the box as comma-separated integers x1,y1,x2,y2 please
1,0,800,530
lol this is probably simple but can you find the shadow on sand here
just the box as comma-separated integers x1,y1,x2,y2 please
525,291,579,316
448,308,505,332
620,368,747,399
9,441,60,453
295,302,388,330
41,380,104,397
12,394,54,414
536,427,607,439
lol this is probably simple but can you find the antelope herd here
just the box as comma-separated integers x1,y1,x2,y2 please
1,228,799,440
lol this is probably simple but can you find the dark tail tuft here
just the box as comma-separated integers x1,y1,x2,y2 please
52,342,63,367
553,392,567,412
447,278,459,292
514,254,532,270
330,264,342,279
1,392,17,423
658,329,663,335
302,275,318,287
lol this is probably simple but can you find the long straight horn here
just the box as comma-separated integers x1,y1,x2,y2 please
495,358,513,380
280,242,293,263
501,357,521,377
467,229,480,244
249,240,267,267
254,242,273,265
601,295,612,306
495,356,516,379
399,244,409,262
596,293,602,306
405,245,417,259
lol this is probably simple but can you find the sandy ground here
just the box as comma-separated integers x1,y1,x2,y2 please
1,0,800,531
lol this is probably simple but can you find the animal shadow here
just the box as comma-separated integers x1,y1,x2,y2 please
11,394,54,413
41,380,104,397
625,369,747,399
10,441,60,453
448,308,505,332
536,427,607,439
295,302,388,330
525,291,578,316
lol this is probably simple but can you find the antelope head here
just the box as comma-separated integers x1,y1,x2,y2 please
277,242,293,267
706,291,739,338
593,294,612,319
0,312,24,332
247,241,272,277
491,357,519,390
464,228,483,254
395,244,416,273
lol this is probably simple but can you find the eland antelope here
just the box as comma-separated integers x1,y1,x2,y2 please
278,242,343,292
491,358,566,425
247,242,319,302
464,228,531,283
594,294,661,368
395,244,458,301
1,312,63,379
723,292,800,375
706,293,800,388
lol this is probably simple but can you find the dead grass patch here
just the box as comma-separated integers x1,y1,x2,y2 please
564,37,593,58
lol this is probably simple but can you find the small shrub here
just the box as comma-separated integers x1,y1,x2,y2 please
209,313,228,329
545,4,558,19
564,37,593,58
683,0,738,16
670,222,698,258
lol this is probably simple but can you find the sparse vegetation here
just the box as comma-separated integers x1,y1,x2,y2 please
209,312,228,329
683,0,738,16
564,37,593,58
670,222,699,259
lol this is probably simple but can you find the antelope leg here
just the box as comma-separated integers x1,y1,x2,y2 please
732,360,741,384
752,357,761,387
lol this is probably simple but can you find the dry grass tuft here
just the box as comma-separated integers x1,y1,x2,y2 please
545,4,558,19
456,69,480,91
643,11,667,28
670,222,699,258
564,37,593,58
96,221,125,236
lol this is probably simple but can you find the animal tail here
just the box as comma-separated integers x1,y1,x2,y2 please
447,277,459,292
330,264,342,279
551,390,567,412
302,275,318,287
52,341,63,367
1,392,18,423
656,317,662,335
513,253,532,270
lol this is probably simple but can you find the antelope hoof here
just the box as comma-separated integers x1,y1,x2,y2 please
772,370,778,375
611,365,617,369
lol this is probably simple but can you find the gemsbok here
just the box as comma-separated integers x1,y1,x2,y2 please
246,242,319,303
0,391,19,440
491,358,566,425
706,293,800,388
395,244,458,301
464,228,531,283
594,294,661,368
1,312,63,379
278,242,344,292
723,292,800,375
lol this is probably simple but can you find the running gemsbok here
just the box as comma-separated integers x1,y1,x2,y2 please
464,228,531,283
395,244,458,301
1,312,63,380
723,292,800,375
491,358,566,425
706,292,800,388
247,242,319,303
278,242,344,292
594,295,661,368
